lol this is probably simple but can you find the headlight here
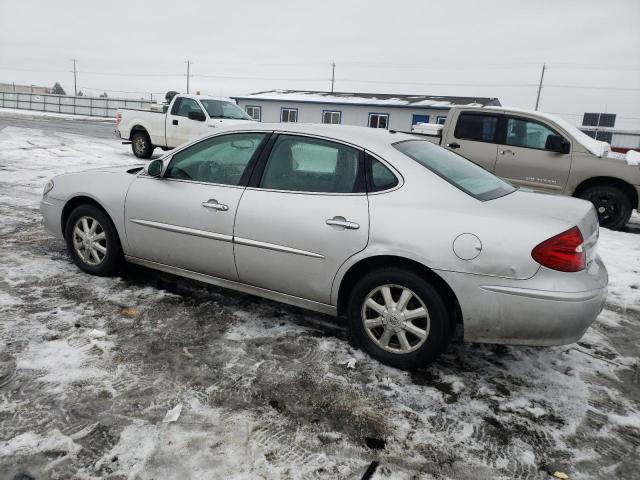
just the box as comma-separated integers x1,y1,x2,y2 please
43,179,54,196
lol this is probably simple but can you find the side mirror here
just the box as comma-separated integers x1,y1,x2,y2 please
545,134,570,154
188,110,206,122
147,159,163,177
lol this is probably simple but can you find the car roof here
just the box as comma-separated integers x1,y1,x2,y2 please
221,122,417,149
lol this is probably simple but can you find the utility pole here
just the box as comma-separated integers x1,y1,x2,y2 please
186,60,191,94
72,59,77,96
330,61,336,93
534,63,546,111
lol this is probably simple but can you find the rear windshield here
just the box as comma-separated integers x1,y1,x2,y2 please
393,140,515,201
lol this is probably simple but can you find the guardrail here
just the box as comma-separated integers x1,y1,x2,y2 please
0,91,156,118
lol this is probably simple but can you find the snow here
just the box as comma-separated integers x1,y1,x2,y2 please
235,90,488,108
625,149,640,166
0,117,639,479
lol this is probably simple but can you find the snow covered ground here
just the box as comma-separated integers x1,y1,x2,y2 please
0,116,638,479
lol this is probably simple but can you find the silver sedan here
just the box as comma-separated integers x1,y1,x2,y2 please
40,123,608,369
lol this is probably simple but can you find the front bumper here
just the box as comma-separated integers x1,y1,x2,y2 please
437,255,608,346
40,197,65,239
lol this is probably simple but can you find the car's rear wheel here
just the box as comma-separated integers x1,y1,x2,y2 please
64,204,122,276
131,131,154,159
347,268,450,369
578,184,632,230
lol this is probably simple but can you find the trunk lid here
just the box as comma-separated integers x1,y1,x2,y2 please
491,190,599,266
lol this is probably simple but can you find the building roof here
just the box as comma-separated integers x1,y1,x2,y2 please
232,89,501,109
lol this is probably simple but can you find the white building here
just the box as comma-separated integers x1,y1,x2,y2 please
232,90,501,131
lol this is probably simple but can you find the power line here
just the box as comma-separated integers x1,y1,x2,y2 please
194,73,327,81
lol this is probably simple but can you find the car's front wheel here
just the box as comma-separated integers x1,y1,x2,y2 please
64,204,122,276
347,268,450,370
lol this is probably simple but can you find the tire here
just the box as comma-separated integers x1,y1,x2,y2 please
578,184,632,230
347,267,450,370
131,130,154,159
64,204,122,276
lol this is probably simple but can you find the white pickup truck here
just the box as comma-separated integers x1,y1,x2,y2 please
411,106,640,230
115,93,255,158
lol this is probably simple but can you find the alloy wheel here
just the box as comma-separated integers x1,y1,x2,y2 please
361,284,430,354
72,216,107,266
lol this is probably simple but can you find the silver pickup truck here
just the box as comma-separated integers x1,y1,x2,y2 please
115,93,255,159
413,106,640,230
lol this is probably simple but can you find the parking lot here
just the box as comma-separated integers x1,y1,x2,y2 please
0,112,639,479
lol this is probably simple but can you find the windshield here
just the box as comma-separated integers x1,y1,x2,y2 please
393,140,516,201
199,99,252,120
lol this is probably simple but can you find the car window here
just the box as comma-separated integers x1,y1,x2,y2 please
505,117,558,150
260,135,362,193
200,99,252,120
165,133,266,185
171,97,203,118
368,154,398,192
454,113,499,143
393,140,515,201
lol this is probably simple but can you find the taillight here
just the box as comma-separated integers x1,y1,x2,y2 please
531,226,585,272
115,112,122,126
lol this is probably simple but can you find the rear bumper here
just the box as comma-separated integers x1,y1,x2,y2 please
437,256,608,346
114,129,122,139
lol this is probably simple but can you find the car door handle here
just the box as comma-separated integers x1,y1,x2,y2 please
202,199,229,211
499,149,515,155
446,142,460,149
172,119,178,126
326,217,359,230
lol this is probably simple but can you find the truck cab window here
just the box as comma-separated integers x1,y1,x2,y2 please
454,113,499,143
171,97,203,118
505,117,558,150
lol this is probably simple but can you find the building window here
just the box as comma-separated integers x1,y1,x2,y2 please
412,114,429,126
368,113,389,129
436,116,447,125
281,108,298,123
322,110,341,124
245,105,261,121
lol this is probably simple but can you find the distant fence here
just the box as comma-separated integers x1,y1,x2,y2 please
0,91,156,118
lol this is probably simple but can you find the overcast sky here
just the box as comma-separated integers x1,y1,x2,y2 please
1,0,639,128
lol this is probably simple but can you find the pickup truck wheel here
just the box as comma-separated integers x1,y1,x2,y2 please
578,184,632,230
347,267,450,370
131,131,154,159
64,204,122,276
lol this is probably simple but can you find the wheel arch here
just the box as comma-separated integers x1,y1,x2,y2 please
61,195,117,242
335,254,462,335
130,124,150,138
573,176,638,209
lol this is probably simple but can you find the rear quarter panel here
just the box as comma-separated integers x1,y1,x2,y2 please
330,149,574,304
